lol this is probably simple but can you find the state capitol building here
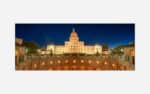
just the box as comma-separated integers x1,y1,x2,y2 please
46,28,102,55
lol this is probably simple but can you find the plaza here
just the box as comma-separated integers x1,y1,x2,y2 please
16,55,134,70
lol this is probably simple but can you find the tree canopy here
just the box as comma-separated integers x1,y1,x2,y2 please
112,42,134,55
23,41,39,54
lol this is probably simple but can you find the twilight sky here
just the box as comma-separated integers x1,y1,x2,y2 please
15,24,134,48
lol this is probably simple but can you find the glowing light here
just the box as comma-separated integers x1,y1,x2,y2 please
81,60,84,63
33,64,37,68
104,61,108,65
88,60,92,64
49,61,53,64
65,60,68,63
112,64,116,67
73,59,76,63
57,60,61,64
15,50,19,56
96,60,99,64
41,62,45,65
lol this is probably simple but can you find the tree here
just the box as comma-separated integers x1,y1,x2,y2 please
111,43,134,55
112,46,123,55
23,41,39,55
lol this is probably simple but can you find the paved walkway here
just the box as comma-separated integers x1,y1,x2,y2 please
16,56,134,70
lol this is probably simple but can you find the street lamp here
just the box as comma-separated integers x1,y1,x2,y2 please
25,48,29,54
120,48,124,53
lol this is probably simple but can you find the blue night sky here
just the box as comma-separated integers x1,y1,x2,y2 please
15,24,134,48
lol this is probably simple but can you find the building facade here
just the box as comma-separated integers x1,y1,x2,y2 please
46,28,102,55
15,38,26,57
15,38,26,64
123,46,135,64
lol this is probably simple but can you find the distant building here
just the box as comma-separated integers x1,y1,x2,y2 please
46,28,102,55
15,38,26,63
15,38,26,56
16,38,23,45
123,46,135,64
102,45,111,55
